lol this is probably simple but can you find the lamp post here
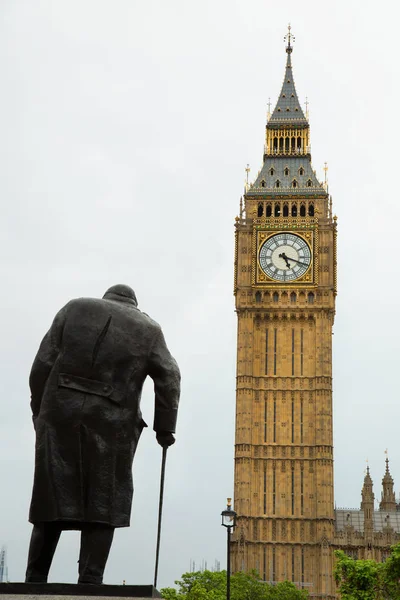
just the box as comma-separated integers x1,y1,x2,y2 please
221,497,237,600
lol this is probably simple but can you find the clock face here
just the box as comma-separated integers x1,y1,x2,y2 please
259,233,311,282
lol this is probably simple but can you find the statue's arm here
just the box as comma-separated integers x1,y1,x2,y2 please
29,304,68,420
148,328,181,434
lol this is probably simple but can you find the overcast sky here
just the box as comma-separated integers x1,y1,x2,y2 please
1,0,399,589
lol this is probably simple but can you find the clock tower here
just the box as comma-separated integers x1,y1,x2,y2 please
232,29,337,599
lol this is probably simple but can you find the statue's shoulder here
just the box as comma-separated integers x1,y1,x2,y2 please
136,309,162,332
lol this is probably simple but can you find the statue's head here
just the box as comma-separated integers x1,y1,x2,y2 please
103,284,138,307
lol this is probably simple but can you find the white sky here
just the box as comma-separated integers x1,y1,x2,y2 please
1,0,399,589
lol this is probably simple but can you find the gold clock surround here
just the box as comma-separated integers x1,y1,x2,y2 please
252,226,318,287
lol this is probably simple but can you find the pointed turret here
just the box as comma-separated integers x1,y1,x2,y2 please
361,466,374,543
268,27,307,126
247,26,325,194
380,457,396,512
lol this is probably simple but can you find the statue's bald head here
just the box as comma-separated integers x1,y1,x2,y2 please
103,284,138,307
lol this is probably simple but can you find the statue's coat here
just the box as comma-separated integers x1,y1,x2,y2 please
28,295,180,528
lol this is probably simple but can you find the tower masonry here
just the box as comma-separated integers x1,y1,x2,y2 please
232,29,337,599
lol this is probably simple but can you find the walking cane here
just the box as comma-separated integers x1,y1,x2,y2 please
154,446,167,589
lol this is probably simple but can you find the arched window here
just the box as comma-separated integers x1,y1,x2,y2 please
275,180,281,188
261,180,266,188
291,204,297,217
297,137,302,150
299,167,304,176
309,204,314,216
306,179,312,187
284,167,289,176
279,138,284,152
285,138,290,152
290,292,296,304
292,180,298,188
283,204,289,217
273,292,279,303
273,138,278,152
274,203,281,217
255,291,262,303
257,203,264,217
300,204,306,217
266,204,272,217
270,168,275,176
291,137,296,151
308,292,315,304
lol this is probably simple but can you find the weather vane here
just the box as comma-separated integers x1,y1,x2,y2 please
284,24,295,50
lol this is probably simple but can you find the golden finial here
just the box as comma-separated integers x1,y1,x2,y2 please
284,24,295,52
245,164,250,192
227,497,232,507
267,97,271,121
305,97,309,120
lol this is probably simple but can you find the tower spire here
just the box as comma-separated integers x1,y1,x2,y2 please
380,453,396,511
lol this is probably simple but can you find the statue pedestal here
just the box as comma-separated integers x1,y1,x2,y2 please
0,583,161,600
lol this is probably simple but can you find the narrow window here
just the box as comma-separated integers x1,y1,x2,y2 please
292,179,298,188
273,467,276,514
290,292,296,304
263,462,267,514
297,136,302,150
291,204,297,217
255,291,261,303
258,203,264,217
299,167,304,176
300,397,304,443
263,547,266,581
272,547,276,581
285,137,290,152
291,328,295,376
273,292,279,303
279,138,284,152
306,179,312,187
264,398,267,442
291,397,294,443
301,548,305,585
265,329,269,374
273,138,278,152
292,547,295,582
283,204,289,217
266,204,272,217
284,167,289,176
301,469,304,515
291,137,296,151
291,467,295,515
309,203,314,216
300,204,306,217
300,329,304,376
274,328,277,375
275,180,281,188
270,168,275,176
273,396,277,443
308,292,315,304
261,180,266,188
274,203,280,216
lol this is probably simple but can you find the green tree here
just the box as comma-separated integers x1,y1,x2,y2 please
161,569,308,600
334,544,400,600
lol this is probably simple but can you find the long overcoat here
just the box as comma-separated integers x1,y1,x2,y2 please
28,294,180,528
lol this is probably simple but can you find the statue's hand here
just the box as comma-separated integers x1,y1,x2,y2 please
156,432,175,448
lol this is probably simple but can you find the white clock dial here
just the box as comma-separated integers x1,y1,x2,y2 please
259,233,311,282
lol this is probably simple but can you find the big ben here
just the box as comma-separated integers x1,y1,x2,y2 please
232,28,337,599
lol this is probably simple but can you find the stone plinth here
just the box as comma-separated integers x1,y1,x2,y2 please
0,583,161,600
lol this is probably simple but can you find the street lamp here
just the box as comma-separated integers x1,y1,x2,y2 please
221,497,237,600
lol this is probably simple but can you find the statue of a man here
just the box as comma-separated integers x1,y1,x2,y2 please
26,284,180,585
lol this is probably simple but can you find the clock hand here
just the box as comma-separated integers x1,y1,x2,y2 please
286,256,308,266
278,252,291,269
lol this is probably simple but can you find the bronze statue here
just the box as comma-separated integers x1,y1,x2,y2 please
26,284,181,585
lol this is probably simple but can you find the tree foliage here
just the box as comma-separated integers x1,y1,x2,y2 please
161,569,308,600
334,543,400,600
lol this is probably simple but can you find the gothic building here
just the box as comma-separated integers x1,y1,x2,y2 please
231,28,398,599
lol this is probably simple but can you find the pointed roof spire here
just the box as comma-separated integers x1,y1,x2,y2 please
268,25,308,127
383,455,394,484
